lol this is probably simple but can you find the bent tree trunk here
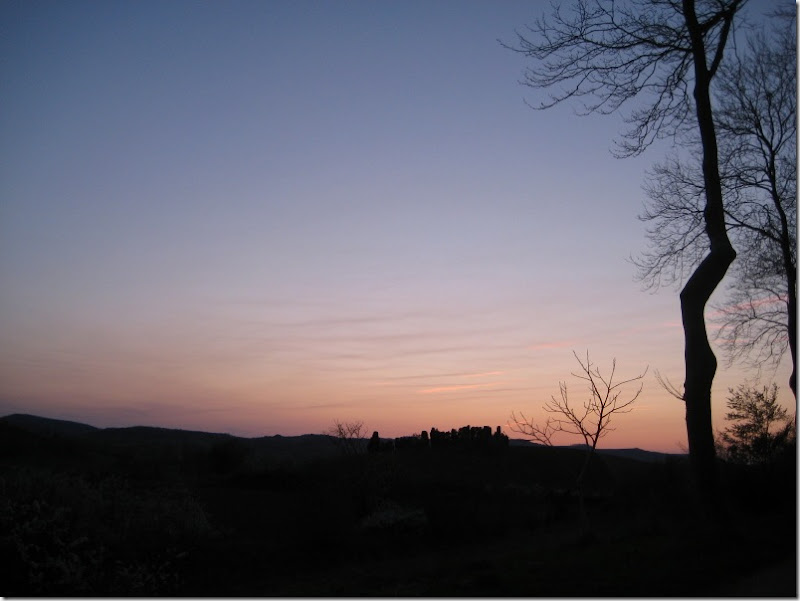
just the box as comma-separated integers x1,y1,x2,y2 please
681,0,737,509
773,191,797,399
787,269,797,399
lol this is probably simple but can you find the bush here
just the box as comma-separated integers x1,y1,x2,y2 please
0,467,214,595
717,383,795,467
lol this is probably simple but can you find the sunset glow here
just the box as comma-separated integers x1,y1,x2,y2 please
0,0,793,453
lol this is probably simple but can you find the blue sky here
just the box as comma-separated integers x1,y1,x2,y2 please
0,0,793,450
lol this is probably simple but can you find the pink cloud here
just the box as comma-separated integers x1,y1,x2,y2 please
418,382,500,395
708,295,787,319
463,370,505,378
375,370,506,388
526,340,576,351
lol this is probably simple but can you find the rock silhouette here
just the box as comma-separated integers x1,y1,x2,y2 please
368,425,509,453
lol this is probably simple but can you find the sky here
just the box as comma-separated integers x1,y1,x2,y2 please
0,0,794,452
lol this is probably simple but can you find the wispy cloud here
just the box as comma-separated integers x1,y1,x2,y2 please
371,370,512,395
377,370,503,382
708,295,787,319
418,382,500,395
526,339,577,351
295,402,359,411
414,368,512,394
464,370,506,378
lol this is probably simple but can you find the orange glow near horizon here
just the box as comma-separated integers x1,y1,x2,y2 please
1,0,793,459
4,333,791,454
1,294,794,455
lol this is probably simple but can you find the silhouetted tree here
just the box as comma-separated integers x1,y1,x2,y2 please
427,425,508,450
511,351,646,532
717,383,796,467
636,13,797,397
393,435,420,450
494,425,509,447
367,431,381,454
327,420,366,456
504,0,746,508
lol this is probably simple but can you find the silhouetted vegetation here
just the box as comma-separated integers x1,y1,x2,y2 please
636,13,797,397
717,383,796,468
511,352,646,535
327,420,367,456
0,413,794,596
505,0,753,510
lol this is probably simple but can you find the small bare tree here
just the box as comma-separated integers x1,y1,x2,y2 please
327,420,366,456
511,351,647,533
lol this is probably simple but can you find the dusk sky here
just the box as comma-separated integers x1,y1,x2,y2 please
0,0,793,452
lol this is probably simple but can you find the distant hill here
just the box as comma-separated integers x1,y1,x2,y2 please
596,447,679,463
0,413,343,466
84,425,237,447
511,438,680,462
1,413,99,437
0,413,679,464
509,438,547,448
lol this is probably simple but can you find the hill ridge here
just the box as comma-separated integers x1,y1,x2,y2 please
0,413,680,461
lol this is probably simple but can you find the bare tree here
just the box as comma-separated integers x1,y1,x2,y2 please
504,0,746,507
637,15,797,397
511,351,647,531
327,420,366,456
714,15,796,396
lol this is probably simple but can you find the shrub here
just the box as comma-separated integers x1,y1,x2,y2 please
717,383,795,467
0,467,214,595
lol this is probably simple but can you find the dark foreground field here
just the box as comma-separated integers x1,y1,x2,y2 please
0,414,795,596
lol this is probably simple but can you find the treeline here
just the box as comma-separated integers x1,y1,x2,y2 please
368,425,509,453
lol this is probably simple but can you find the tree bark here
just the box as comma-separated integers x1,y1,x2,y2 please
786,269,797,399
680,0,737,510
771,179,797,399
